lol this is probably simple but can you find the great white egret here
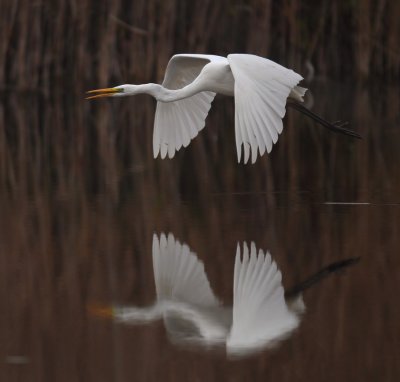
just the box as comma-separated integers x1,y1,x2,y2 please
86,54,361,164
90,233,359,357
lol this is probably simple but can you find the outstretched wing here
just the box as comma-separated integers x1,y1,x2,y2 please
153,54,220,159
152,233,220,307
227,54,304,164
227,242,299,353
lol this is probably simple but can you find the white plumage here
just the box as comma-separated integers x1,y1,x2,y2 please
87,54,307,164
112,233,302,357
87,53,360,163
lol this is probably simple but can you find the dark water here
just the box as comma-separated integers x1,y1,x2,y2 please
1,83,400,381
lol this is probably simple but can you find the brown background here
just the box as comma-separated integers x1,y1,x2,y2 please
1,1,400,381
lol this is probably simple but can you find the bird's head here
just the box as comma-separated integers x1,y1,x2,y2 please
86,84,138,100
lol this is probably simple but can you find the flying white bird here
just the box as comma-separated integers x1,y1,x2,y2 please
89,233,358,357
87,54,361,164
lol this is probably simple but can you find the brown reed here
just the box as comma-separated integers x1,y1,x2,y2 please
0,0,399,95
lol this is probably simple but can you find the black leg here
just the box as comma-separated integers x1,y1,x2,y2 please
285,257,360,299
287,101,362,139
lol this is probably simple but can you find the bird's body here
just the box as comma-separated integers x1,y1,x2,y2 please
87,54,360,163
145,56,305,102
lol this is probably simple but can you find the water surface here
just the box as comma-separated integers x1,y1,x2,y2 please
1,84,399,381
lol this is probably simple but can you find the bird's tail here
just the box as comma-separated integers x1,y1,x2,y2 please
290,86,308,102
284,257,360,299
287,101,362,139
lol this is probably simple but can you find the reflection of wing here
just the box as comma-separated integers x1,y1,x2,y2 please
152,233,220,307
227,54,303,164
227,242,299,351
153,54,219,159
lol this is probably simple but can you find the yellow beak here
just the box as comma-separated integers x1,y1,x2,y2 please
86,87,121,100
87,303,115,318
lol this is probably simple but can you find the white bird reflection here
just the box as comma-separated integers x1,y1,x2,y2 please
111,233,304,357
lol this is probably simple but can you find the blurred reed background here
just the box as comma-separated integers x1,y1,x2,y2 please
1,1,400,381
1,0,400,94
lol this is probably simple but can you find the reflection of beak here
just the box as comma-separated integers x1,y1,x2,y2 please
87,303,115,318
86,87,121,100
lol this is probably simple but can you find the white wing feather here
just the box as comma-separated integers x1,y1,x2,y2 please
227,242,299,352
228,54,304,163
152,233,220,307
153,54,218,159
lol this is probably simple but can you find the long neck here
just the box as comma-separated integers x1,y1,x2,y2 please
128,83,202,103
113,304,162,323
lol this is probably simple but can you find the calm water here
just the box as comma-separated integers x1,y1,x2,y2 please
1,82,400,381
